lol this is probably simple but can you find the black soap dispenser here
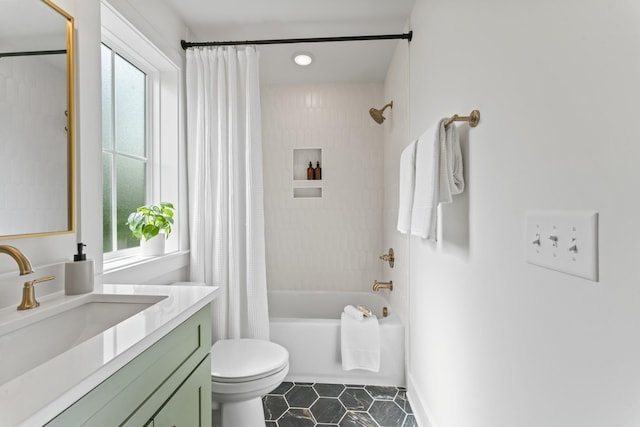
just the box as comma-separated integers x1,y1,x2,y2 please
74,242,87,262
65,243,95,295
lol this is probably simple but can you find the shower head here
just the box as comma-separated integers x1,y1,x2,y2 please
369,101,393,124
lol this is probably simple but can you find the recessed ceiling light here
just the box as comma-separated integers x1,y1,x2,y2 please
293,53,313,66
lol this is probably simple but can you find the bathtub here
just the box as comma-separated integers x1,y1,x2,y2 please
268,290,405,387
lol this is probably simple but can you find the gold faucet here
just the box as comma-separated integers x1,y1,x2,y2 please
0,245,54,310
0,245,34,275
18,275,55,310
373,280,393,291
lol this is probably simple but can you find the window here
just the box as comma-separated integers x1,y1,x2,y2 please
100,1,182,269
101,43,149,254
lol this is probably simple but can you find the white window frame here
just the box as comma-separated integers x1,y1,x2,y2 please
101,1,182,267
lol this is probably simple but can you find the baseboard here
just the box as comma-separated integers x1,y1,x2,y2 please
406,372,436,427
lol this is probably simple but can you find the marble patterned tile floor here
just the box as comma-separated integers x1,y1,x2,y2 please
262,382,417,427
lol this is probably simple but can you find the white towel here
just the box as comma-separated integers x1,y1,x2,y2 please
340,312,381,372
397,140,417,233
343,305,364,320
439,121,464,203
409,120,464,240
410,121,442,240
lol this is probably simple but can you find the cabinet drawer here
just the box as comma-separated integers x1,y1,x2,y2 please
148,355,211,427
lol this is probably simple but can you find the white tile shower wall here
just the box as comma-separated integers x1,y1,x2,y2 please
0,56,68,235
262,83,384,292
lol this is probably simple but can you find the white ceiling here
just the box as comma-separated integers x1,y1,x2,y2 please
161,0,416,84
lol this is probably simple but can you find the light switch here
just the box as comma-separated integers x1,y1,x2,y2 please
525,210,599,281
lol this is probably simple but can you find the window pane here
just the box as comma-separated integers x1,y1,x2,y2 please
114,54,145,157
116,156,146,250
101,43,150,255
101,44,113,150
102,153,113,253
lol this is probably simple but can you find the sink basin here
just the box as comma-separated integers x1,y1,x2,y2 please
0,293,167,385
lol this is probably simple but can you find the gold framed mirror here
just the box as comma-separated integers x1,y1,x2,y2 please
0,0,75,239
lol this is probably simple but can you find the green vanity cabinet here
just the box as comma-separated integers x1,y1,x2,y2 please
46,305,212,427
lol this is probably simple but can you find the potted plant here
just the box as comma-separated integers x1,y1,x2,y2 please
126,202,175,256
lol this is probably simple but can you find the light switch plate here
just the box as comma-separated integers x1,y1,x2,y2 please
525,210,599,281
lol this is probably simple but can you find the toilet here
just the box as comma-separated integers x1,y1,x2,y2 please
211,338,289,427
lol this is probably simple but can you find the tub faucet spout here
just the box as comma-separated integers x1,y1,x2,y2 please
0,245,33,275
373,280,393,291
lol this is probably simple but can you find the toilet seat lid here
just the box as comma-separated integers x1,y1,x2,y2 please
211,339,289,383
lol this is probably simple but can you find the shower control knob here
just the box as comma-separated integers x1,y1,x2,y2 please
379,248,394,268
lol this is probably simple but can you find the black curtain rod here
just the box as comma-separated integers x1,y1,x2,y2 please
0,49,66,59
181,31,412,49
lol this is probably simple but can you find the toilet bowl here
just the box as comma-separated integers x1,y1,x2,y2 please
211,338,289,427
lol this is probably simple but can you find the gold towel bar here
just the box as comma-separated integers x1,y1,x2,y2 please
444,109,480,128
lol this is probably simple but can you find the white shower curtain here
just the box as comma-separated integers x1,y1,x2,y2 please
185,46,269,342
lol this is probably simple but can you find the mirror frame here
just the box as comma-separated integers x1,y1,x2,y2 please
0,0,75,240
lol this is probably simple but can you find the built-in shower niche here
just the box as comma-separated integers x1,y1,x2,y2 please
292,148,322,198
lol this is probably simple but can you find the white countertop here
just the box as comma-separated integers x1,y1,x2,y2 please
0,283,218,427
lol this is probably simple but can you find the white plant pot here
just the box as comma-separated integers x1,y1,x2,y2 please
141,235,165,256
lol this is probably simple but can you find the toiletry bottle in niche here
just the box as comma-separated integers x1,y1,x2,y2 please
314,161,322,180
65,242,95,295
307,161,314,180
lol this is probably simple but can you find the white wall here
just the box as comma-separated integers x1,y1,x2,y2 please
262,83,385,292
385,1,640,426
382,37,411,326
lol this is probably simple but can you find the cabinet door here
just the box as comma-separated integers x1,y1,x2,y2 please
152,355,211,427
